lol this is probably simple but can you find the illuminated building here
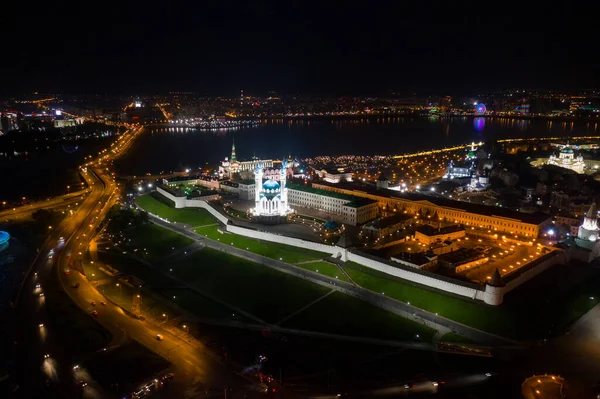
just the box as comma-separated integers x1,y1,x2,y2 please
313,167,353,183
287,183,378,226
219,140,273,177
547,145,584,174
251,162,293,220
311,181,551,237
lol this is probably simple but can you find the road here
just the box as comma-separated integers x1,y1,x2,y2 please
0,191,88,222
11,127,261,399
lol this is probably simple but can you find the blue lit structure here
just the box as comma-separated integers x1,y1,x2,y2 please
0,231,10,252
476,103,487,114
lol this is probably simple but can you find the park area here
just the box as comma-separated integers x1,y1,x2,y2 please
116,223,193,262
134,191,600,341
195,224,327,263
136,192,217,227
341,260,600,340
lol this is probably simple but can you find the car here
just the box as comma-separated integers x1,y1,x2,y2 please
161,373,174,383
35,283,41,289
100,301,106,306
91,310,98,317
48,254,53,259
156,334,163,341
485,372,492,377
44,354,50,359
404,384,412,389
64,269,70,275
91,301,96,306
39,293,44,297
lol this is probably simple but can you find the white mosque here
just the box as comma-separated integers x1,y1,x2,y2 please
251,162,293,221
548,145,585,174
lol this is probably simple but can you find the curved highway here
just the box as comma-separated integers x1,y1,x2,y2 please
12,127,259,398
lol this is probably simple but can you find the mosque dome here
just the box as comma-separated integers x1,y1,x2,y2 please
561,147,574,154
263,179,280,190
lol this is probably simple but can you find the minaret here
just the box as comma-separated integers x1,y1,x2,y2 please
231,139,237,163
280,161,288,215
240,89,243,107
254,162,263,206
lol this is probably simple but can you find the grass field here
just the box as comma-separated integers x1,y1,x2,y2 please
123,223,193,262
342,262,512,335
282,291,435,342
297,261,350,282
136,193,217,226
164,248,331,322
195,225,328,263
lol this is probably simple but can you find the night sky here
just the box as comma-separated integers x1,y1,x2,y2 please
2,1,597,96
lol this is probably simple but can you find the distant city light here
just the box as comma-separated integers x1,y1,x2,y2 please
55,110,62,116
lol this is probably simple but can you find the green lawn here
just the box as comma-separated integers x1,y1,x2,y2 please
342,262,512,336
136,193,218,226
159,287,247,321
297,261,350,282
164,248,331,322
123,223,193,262
282,291,435,342
195,225,329,263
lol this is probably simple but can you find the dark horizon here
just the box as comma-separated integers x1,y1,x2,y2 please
1,1,598,96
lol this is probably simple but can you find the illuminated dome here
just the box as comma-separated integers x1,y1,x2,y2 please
263,179,280,190
0,231,10,252
561,147,574,154
475,103,486,114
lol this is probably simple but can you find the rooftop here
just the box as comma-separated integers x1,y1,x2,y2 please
364,213,412,230
315,181,552,225
287,183,377,208
416,224,465,236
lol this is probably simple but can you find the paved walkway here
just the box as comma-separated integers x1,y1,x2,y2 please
275,290,335,325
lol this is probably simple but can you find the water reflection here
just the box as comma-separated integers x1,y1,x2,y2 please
116,117,589,176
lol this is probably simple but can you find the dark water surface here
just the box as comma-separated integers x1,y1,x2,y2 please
115,117,599,176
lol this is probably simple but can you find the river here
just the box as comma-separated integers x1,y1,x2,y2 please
114,116,600,176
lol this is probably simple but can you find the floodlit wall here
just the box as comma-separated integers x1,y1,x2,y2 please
156,186,228,224
157,185,566,306
346,250,486,301
226,224,338,257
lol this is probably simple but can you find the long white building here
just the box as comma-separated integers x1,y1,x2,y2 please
287,183,378,226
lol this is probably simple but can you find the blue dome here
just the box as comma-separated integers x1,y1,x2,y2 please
263,179,280,190
0,231,9,245
561,147,574,154
0,230,9,252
